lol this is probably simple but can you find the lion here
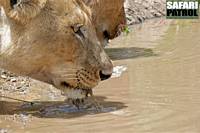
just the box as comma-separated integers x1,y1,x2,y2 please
83,0,126,46
0,0,113,106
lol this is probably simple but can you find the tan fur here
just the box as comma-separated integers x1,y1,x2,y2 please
9,0,47,24
0,0,113,100
84,0,126,46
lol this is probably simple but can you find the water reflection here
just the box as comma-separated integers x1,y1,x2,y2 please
0,96,127,118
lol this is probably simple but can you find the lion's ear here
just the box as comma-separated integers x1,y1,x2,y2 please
1,0,47,24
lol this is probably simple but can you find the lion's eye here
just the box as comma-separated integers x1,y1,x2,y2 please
71,24,85,38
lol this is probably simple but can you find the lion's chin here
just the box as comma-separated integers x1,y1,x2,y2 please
61,87,93,99
60,87,93,109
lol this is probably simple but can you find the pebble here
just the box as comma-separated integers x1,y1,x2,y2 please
0,129,8,133
1,75,7,79
0,69,31,93
10,78,17,82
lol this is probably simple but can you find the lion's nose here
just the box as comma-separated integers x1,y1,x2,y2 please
99,70,112,81
99,50,113,81
99,61,113,81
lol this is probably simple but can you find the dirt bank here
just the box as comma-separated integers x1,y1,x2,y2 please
125,0,166,25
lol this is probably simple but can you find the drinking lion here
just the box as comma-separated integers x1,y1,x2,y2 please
84,0,126,46
0,0,113,106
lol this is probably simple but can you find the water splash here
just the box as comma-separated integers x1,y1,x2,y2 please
111,65,127,78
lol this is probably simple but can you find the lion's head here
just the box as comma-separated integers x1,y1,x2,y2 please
84,0,126,46
0,0,113,100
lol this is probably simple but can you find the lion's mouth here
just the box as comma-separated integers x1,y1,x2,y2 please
60,81,94,108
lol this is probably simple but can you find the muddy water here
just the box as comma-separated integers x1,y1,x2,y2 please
1,18,200,133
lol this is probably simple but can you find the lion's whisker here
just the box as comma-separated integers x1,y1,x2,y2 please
60,74,77,76
56,77,78,80
57,67,84,70
56,69,78,71
62,74,77,76
52,73,77,76
55,71,77,73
